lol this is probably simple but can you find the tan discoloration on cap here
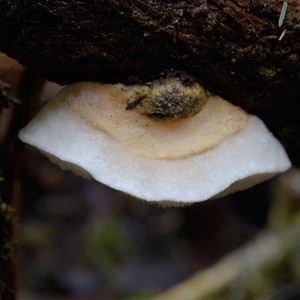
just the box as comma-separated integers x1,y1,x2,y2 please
66,82,249,160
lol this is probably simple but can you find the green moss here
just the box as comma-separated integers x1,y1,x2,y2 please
126,77,207,120
258,67,277,78
123,290,158,300
0,201,16,260
84,216,133,277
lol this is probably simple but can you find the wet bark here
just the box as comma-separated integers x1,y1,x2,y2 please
0,0,299,165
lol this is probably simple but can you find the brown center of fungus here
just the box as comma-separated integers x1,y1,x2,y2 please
66,82,249,160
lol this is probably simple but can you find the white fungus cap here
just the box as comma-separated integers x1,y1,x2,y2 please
19,83,291,205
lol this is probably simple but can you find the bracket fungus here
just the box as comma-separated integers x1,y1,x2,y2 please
19,81,291,206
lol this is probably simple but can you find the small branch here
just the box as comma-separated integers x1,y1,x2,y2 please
0,57,24,300
151,231,282,300
0,56,44,300
151,183,300,300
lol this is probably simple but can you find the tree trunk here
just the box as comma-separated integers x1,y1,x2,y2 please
0,0,299,165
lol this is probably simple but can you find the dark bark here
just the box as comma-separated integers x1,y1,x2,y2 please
0,0,299,165
0,59,24,300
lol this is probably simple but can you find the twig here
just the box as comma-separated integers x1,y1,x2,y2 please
151,213,300,300
151,231,282,300
0,58,24,300
0,57,44,300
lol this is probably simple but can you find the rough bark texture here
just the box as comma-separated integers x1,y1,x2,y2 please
0,0,299,165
